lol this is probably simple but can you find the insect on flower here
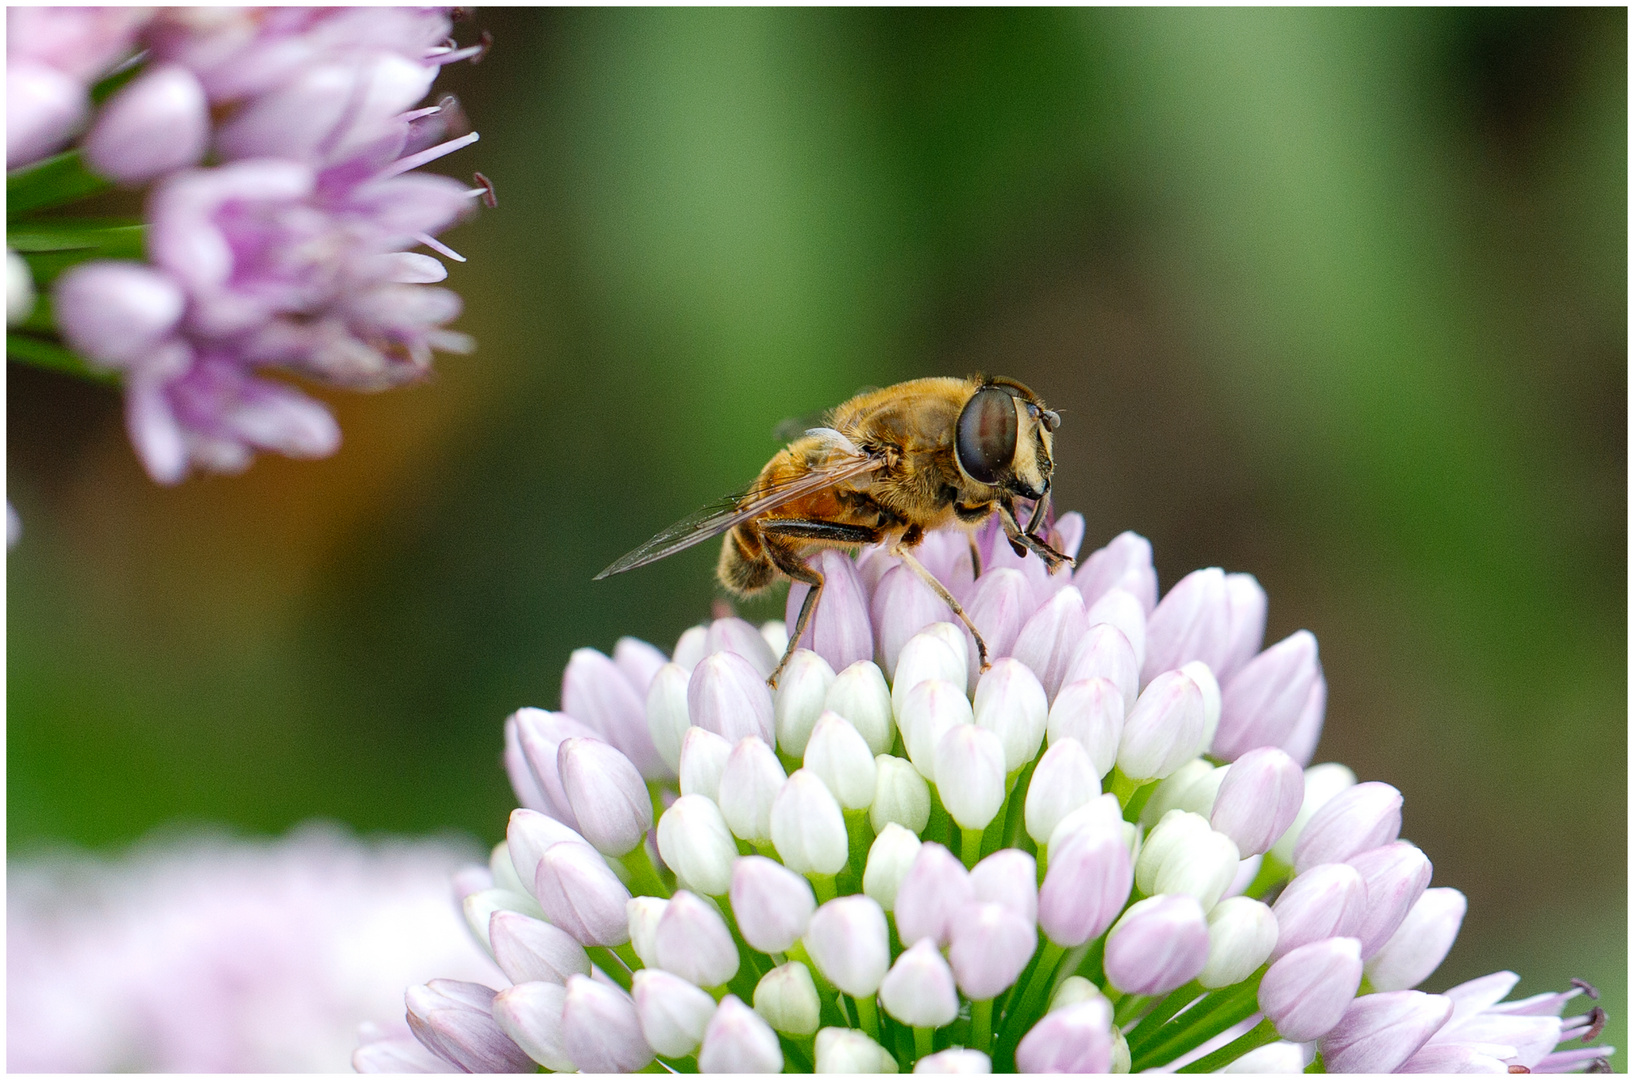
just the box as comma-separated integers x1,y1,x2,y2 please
595,376,1075,685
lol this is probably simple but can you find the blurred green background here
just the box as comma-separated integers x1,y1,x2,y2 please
9,7,1624,1056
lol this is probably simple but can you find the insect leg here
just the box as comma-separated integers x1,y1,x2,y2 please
967,533,983,579
998,499,1075,574
891,545,993,674
759,520,883,688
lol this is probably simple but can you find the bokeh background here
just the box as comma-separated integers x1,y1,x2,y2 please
9,6,1625,1058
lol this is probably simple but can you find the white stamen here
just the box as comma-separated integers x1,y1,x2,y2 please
415,232,467,263
380,131,481,180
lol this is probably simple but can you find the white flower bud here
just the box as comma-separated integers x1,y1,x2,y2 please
816,1027,898,1074
761,619,790,659
717,736,788,845
626,896,667,967
934,724,1007,830
805,711,877,810
1134,810,1240,911
863,823,923,912
825,660,895,756
1025,738,1101,846
774,649,836,758
1084,587,1147,678
805,895,891,996
730,855,817,954
898,678,974,782
871,754,932,834
1199,896,1279,988
1179,660,1222,750
632,968,717,1058
891,628,967,717
1364,887,1465,992
914,1048,992,1073
1117,669,1208,782
973,658,1049,772
673,625,709,672
969,848,1038,924
1049,975,1106,1013
558,737,653,857
879,938,960,1029
1139,758,1220,828
754,962,821,1037
645,662,692,773
678,726,732,801
464,888,545,952
492,981,573,1072
490,841,530,897
1268,762,1356,866
653,890,740,989
1047,677,1124,778
656,793,738,896
698,995,783,1073
770,769,849,876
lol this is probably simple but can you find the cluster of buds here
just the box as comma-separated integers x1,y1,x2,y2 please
371,516,1612,1074
7,8,488,484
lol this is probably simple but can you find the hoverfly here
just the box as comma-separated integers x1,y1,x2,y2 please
596,375,1074,685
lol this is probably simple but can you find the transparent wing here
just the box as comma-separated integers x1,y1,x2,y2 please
594,433,883,579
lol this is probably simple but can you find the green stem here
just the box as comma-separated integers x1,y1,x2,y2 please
1177,1016,1279,1073
656,1054,698,1073
926,784,951,848
842,809,874,891
1128,972,1265,1073
621,846,672,898
914,1025,936,1062
1001,758,1040,851
970,998,994,1054
1109,767,1142,807
587,945,634,991
960,826,984,868
1125,982,1204,1052
810,873,837,904
992,939,1064,1066
1113,992,1150,1027
1305,1052,1327,1072
1243,855,1291,900
7,150,111,219
852,994,880,1041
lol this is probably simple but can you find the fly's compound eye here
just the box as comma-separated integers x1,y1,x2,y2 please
956,386,1019,485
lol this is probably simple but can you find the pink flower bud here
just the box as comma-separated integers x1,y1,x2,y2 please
698,994,783,1072
1047,677,1124,778
825,660,894,756
707,616,780,680
1271,862,1367,960
1063,617,1140,711
1143,567,1231,684
489,910,592,986
656,794,738,897
786,549,873,672
1215,631,1321,761
1218,573,1268,683
1319,990,1453,1073
1348,842,1432,959
491,980,572,1071
563,647,666,780
718,736,788,845
1258,937,1364,1042
1364,887,1466,991
1210,746,1304,857
84,65,208,183
969,848,1038,924
935,723,1007,830
8,61,86,167
406,979,534,1073
688,651,775,746
973,658,1049,771
1024,738,1101,846
947,901,1036,1000
1015,997,1115,1074
1103,895,1210,997
872,562,955,679
561,974,653,1072
614,636,668,694
1010,585,1089,700
672,625,709,671
815,1027,896,1073
632,968,717,1058
1075,530,1158,613
730,855,817,954
899,678,974,783
894,842,973,948
769,769,848,876
505,807,593,902
863,822,923,911
558,737,652,857
533,841,631,947
892,631,968,718
1282,672,1327,767
960,568,1035,676
914,1047,993,1073
774,649,836,756
1269,762,1356,866
653,890,740,989
1038,823,1132,948
880,938,960,1028
1117,669,1207,782
804,712,876,810
1292,781,1403,874
678,726,731,801
53,262,186,368
805,895,891,997
644,662,691,773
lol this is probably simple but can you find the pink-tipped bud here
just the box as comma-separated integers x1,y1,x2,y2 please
1009,585,1089,700
653,890,740,989
656,794,738,897
805,712,876,810
707,616,780,679
1085,587,1148,675
872,562,955,679
773,649,836,757
1047,677,1124,779
1103,895,1210,997
786,549,874,673
697,994,783,1072
863,823,923,911
1117,669,1208,782
892,631,968,718
893,842,973,948
563,647,666,779
1024,738,1102,846
510,708,597,829
824,660,894,756
730,855,817,954
879,938,960,1028
631,968,717,1058
678,726,731,801
1259,937,1365,1042
914,1047,993,1073
1364,887,1466,992
1143,567,1231,684
961,568,1035,676
561,974,653,1072
769,769,849,876
1283,671,1327,767
1218,573,1268,683
489,910,592,986
406,979,535,1073
969,848,1038,924
689,651,775,746
54,261,186,368
804,895,891,997
948,901,1036,1000
899,678,974,783
1211,746,1305,857
558,737,652,857
505,808,593,903
491,980,573,1071
1015,997,1115,1074
1038,824,1132,949
935,724,1007,831
1348,842,1433,959
1293,781,1403,874
84,64,208,183
1215,631,1321,761
533,841,631,947
1271,863,1367,960
1075,530,1158,614
1062,620,1140,717
1319,990,1453,1074
718,736,788,845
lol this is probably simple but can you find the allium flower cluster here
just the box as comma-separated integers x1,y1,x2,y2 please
8,8,488,484
8,825,501,1072
380,514,1613,1073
